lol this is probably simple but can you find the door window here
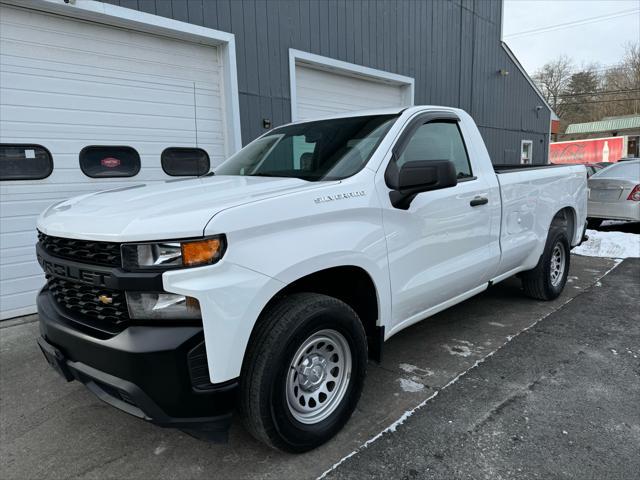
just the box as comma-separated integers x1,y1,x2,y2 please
396,121,473,178
161,147,210,176
79,146,140,178
0,144,53,180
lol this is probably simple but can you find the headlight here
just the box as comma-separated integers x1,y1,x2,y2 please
121,236,225,270
126,292,201,320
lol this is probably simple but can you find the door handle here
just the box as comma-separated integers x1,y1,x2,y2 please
470,196,488,207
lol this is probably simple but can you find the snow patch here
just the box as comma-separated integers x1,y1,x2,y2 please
443,343,472,357
573,229,639,259
399,363,433,377
398,378,425,393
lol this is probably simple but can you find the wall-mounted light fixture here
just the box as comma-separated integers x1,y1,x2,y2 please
498,69,509,76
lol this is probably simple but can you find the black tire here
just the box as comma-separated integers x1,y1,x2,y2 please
520,228,571,301
240,293,367,453
587,218,603,229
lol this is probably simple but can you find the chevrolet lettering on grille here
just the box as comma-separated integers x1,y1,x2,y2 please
37,252,109,287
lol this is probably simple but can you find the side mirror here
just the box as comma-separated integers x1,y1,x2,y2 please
386,159,458,209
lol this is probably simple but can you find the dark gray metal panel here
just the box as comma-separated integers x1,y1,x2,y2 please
100,0,552,163
170,0,188,22
186,0,203,26
136,0,155,14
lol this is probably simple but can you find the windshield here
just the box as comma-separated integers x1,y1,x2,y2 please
215,114,399,181
593,161,640,180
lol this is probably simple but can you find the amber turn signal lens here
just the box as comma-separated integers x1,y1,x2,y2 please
181,238,222,266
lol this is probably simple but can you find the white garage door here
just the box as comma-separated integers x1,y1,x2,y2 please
0,4,230,319
294,63,411,121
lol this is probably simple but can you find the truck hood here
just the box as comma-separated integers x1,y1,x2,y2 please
38,175,332,242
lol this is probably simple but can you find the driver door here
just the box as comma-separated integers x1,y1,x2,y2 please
378,114,499,332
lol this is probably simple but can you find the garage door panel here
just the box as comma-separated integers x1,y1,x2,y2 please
0,5,229,319
1,105,198,131
2,9,221,75
294,64,409,121
1,230,38,250
1,216,41,235
0,127,204,147
1,61,200,96
0,290,44,317
3,88,200,119
2,38,220,84
1,276,44,296
0,246,39,267
2,261,43,281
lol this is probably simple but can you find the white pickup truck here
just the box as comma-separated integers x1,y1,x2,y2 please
35,106,587,452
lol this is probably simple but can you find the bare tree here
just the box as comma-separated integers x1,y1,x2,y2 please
532,56,574,115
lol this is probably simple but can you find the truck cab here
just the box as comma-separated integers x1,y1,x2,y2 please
35,106,587,452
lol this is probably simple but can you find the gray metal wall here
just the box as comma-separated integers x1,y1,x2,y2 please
103,0,552,164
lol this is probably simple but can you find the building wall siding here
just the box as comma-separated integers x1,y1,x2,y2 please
100,0,551,164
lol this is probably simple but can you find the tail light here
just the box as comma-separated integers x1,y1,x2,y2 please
628,185,640,201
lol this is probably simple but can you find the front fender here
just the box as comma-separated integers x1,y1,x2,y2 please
162,260,285,383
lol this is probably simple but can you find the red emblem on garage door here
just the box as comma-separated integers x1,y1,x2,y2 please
101,157,121,168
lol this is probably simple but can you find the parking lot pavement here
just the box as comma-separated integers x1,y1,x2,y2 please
325,258,640,480
0,255,620,480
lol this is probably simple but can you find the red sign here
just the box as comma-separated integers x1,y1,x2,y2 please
101,157,121,168
550,137,624,164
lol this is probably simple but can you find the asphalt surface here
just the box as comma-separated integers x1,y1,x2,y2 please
0,255,628,480
325,258,640,480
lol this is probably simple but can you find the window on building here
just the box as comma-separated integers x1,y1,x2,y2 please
0,144,53,181
521,140,533,165
396,121,473,178
79,146,140,178
161,147,210,176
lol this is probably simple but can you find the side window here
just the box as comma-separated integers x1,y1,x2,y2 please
0,144,53,180
521,140,533,165
79,146,140,178
397,121,472,178
161,148,210,176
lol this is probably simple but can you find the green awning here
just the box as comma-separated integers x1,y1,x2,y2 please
565,115,640,134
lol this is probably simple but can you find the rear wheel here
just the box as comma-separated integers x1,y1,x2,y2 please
521,229,570,300
240,293,367,452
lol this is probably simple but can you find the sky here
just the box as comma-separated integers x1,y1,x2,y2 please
503,0,640,75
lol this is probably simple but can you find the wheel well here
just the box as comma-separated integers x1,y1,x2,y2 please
258,266,382,361
551,207,576,243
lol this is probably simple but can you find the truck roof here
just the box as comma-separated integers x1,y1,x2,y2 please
290,105,462,124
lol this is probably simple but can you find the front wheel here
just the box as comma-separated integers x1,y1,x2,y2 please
240,293,367,452
521,229,570,300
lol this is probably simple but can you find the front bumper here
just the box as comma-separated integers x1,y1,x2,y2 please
37,288,237,440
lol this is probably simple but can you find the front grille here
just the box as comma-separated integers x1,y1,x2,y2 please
38,231,122,267
47,275,129,327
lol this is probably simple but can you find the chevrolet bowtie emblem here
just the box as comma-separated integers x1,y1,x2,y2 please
98,294,113,305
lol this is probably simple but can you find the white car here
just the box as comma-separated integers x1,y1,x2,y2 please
35,106,587,452
587,159,640,227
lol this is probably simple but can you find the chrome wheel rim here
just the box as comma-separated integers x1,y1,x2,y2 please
550,242,566,287
286,329,352,425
